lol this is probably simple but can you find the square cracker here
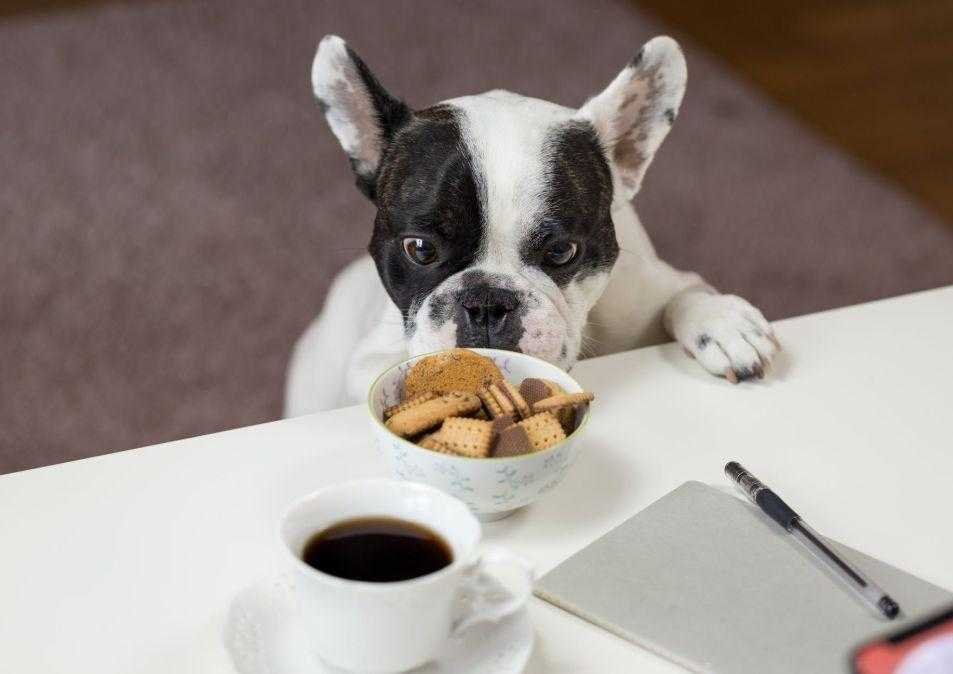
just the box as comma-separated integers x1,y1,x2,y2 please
432,417,494,458
518,411,566,451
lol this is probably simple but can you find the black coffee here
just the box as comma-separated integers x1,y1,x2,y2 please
302,517,453,582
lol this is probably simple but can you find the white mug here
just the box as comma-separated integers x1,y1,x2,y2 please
278,478,535,673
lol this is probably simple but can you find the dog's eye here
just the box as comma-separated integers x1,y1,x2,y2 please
544,241,578,266
402,237,438,265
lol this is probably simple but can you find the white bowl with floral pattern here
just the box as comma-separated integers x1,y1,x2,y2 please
368,348,589,521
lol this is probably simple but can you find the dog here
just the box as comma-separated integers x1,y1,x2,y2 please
285,35,779,416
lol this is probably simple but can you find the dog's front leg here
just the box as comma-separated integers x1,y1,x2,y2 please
344,306,410,404
664,283,781,382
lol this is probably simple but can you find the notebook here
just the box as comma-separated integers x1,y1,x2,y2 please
535,481,952,674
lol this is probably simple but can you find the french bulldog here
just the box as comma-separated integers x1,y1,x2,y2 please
285,35,779,415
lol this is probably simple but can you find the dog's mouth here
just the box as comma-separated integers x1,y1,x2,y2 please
405,268,579,370
454,335,523,352
412,300,572,367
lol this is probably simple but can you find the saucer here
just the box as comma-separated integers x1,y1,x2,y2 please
223,574,534,674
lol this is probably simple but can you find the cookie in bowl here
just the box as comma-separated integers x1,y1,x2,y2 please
368,349,593,521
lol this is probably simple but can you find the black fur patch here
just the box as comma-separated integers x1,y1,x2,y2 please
427,292,449,327
368,105,485,329
522,121,619,287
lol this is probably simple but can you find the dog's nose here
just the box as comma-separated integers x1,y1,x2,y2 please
458,285,519,338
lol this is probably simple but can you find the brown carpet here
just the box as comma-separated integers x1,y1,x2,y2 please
2,0,951,474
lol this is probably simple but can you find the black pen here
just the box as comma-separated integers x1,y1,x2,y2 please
725,461,900,620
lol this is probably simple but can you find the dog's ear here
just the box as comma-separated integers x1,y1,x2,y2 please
576,36,687,199
312,35,412,201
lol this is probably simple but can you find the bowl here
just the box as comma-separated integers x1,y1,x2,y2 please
367,348,589,521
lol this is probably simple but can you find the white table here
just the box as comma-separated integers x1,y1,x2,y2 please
2,287,952,673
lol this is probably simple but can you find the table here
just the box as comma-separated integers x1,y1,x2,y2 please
2,287,952,673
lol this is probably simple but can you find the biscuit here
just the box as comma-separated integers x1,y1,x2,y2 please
493,424,533,457
430,417,494,458
383,391,439,419
404,349,503,399
532,392,594,417
490,413,516,436
477,386,504,418
476,386,503,417
492,411,566,456
487,383,516,417
518,411,566,451
520,378,573,429
518,377,562,406
498,380,532,419
418,433,457,455
385,391,481,437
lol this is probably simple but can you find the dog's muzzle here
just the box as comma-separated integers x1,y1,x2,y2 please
456,284,522,350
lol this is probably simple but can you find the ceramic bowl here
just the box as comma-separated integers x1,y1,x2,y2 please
367,349,589,521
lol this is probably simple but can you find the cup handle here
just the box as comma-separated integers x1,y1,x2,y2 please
452,546,536,636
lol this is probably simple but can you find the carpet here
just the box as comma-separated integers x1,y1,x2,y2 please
1,0,951,473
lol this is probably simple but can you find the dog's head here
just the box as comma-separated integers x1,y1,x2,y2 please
312,35,686,368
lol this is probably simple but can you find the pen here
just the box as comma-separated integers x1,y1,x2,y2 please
724,461,900,620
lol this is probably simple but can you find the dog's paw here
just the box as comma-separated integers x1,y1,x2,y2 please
668,292,780,382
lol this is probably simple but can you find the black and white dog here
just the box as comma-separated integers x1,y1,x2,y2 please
285,35,779,415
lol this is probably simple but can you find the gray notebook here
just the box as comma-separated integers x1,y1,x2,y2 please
536,481,951,674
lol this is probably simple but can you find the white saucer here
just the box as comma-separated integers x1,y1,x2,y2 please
222,574,534,674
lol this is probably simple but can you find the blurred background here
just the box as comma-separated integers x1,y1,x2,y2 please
1,0,951,474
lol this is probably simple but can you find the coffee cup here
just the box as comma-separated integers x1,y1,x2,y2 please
278,478,534,673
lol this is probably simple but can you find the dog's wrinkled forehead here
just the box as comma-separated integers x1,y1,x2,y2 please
370,93,617,310
449,92,573,254
446,92,616,275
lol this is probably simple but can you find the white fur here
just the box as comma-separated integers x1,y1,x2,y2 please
311,35,383,179
406,266,577,368
448,93,604,367
284,36,779,416
449,90,567,266
577,36,687,198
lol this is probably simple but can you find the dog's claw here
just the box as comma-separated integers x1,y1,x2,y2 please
738,364,765,382
725,369,738,384
735,368,755,381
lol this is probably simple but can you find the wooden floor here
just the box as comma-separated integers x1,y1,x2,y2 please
0,0,104,14
3,0,951,226
636,0,953,226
